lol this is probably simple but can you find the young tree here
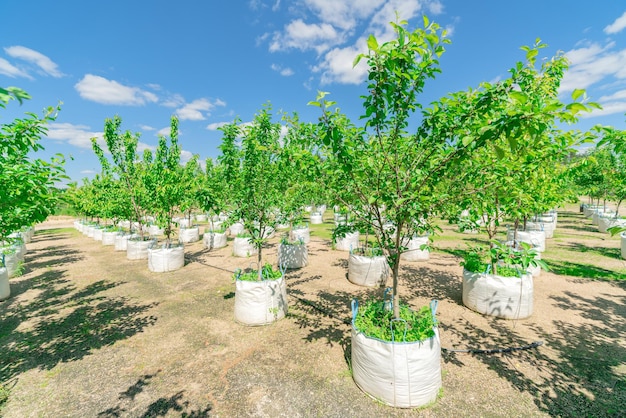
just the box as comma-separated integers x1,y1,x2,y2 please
449,42,595,272
92,116,150,238
219,105,283,280
0,91,66,243
143,116,197,245
276,113,322,237
312,18,490,319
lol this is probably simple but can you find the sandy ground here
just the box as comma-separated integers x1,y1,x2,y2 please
0,208,625,417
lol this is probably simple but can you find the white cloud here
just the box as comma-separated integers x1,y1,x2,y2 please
46,123,103,149
0,57,31,78
161,93,185,108
598,89,626,102
80,169,96,175
181,150,195,163
313,40,369,85
75,74,159,106
368,0,423,41
157,127,171,137
271,63,295,76
137,142,155,153
4,46,63,77
175,98,227,121
604,11,626,35
139,125,156,131
207,122,229,130
560,42,626,93
305,0,384,31
45,122,155,154
427,0,443,15
265,0,435,85
270,19,341,53
581,100,626,118
176,99,212,121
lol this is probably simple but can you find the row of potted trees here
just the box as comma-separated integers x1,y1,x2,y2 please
65,16,601,410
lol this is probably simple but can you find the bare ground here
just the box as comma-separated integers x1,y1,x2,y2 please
0,206,625,417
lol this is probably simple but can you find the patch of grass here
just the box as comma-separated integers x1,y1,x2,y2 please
35,227,78,235
544,259,626,281
308,220,333,241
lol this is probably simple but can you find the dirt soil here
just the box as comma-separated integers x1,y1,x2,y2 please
1,207,625,417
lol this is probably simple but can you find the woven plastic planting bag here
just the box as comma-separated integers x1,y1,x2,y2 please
234,267,288,326
278,241,308,269
334,231,359,251
233,237,257,257
462,269,533,319
0,267,9,301
347,252,389,287
351,300,442,408
203,231,228,249
148,245,185,272
400,236,430,262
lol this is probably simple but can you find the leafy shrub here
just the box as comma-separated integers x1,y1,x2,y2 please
234,263,282,282
354,300,436,343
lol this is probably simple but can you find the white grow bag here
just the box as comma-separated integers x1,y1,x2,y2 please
462,269,533,319
102,231,117,246
400,236,430,262
148,225,164,237
203,231,228,249
179,227,200,243
1,251,19,278
126,239,154,260
178,218,191,228
148,246,185,272
228,222,245,237
0,267,9,301
114,233,134,251
291,225,310,243
278,242,308,269
234,274,288,326
506,229,545,252
310,212,323,224
93,227,104,242
526,220,554,239
598,217,626,234
351,300,442,408
334,231,359,251
233,237,257,257
348,253,389,287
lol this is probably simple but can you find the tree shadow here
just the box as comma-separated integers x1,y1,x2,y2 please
23,245,84,272
286,262,386,373
401,263,463,305
0,274,158,383
442,289,626,416
562,242,622,260
98,372,212,418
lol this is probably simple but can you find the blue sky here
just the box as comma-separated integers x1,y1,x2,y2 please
2,0,626,183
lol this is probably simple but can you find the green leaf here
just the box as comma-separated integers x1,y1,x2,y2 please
366,34,378,51
565,102,589,114
494,145,505,159
571,89,585,101
509,91,527,104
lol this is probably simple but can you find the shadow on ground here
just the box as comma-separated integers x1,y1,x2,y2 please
98,372,213,417
442,289,626,417
0,240,158,385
